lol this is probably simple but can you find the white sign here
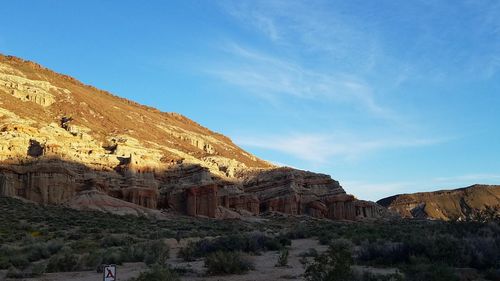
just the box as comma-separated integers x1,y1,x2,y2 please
103,264,116,281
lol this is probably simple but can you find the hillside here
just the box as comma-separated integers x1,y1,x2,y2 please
0,54,385,220
377,184,500,220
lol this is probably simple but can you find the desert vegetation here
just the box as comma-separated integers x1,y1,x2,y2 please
1,196,499,280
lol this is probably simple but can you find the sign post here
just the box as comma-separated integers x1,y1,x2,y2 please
103,264,116,281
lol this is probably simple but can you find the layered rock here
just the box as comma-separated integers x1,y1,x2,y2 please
67,189,162,217
0,54,388,220
377,185,500,220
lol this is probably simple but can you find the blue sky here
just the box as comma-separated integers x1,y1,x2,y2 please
1,1,499,200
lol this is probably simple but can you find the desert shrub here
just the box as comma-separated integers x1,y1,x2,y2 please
9,255,30,269
6,266,26,279
69,239,99,252
355,271,404,281
0,255,10,269
204,251,254,275
185,233,287,259
275,248,289,267
79,250,103,270
285,223,312,239
8,264,46,279
277,234,292,247
424,235,462,266
466,236,500,270
357,241,410,266
100,234,135,247
143,240,169,265
124,243,148,262
101,248,124,265
131,264,180,281
402,263,459,281
304,240,353,281
46,239,64,255
299,248,318,258
46,252,80,272
26,242,51,261
484,268,500,281
31,262,47,277
178,241,197,261
318,234,334,245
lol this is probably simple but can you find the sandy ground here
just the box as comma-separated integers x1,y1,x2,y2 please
4,239,398,281
173,238,328,281
1,262,147,281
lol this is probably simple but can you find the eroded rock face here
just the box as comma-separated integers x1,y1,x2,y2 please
186,184,218,218
67,189,162,218
233,167,386,220
0,162,77,204
378,185,500,220
0,54,389,220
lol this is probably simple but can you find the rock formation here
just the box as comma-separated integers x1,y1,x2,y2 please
377,184,500,220
0,54,386,220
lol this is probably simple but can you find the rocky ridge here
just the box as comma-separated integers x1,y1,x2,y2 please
0,54,386,220
377,184,500,220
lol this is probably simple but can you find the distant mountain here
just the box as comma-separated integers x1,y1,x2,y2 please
0,54,387,220
377,184,500,221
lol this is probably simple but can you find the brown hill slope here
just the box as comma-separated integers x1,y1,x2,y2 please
0,54,386,220
377,184,500,220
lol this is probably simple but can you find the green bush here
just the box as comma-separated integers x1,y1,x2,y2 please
101,248,124,265
178,241,197,261
26,242,51,261
79,250,103,270
143,240,169,265
7,262,47,279
131,264,180,281
46,239,64,255
356,271,404,281
46,252,80,272
100,234,135,247
275,248,289,267
484,268,500,281
402,263,459,281
304,240,353,281
179,233,286,260
357,241,410,266
0,255,10,269
9,255,30,269
204,251,254,275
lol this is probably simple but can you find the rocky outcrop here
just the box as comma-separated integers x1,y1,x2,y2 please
324,194,386,220
67,189,162,217
0,54,389,221
186,184,218,218
0,162,77,204
0,71,63,107
377,185,500,220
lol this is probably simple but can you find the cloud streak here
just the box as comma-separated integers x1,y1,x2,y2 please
209,44,389,117
432,174,500,184
219,0,380,70
235,132,445,164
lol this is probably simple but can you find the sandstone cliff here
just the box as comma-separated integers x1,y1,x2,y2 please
0,54,385,220
377,184,500,220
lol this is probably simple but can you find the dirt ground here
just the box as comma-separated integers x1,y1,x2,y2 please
174,238,328,281
5,238,398,281
1,262,147,281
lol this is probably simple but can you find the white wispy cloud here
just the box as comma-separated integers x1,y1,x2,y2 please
234,132,445,164
432,174,500,184
219,0,380,70
209,44,389,117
